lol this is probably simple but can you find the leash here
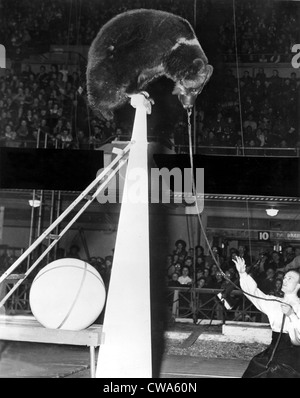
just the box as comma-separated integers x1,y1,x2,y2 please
185,108,294,312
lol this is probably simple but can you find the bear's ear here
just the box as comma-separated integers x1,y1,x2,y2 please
193,58,205,69
189,58,206,77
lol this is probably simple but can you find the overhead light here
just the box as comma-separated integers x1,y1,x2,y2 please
29,199,41,208
266,207,279,217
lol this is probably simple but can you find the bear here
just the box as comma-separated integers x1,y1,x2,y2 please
86,8,213,120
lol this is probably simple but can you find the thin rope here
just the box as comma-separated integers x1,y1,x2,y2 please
186,108,293,310
266,314,286,368
232,0,245,155
66,0,73,70
245,197,253,263
187,107,198,286
75,0,82,47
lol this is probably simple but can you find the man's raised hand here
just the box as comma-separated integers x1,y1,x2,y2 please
232,256,246,274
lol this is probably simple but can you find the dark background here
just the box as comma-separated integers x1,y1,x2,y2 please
0,147,104,191
1,147,298,198
153,154,300,197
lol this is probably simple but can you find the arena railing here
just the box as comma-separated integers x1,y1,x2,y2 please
0,134,174,150
167,287,263,325
2,138,299,157
175,145,300,157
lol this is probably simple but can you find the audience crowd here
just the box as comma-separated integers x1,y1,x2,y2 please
191,67,300,150
218,0,300,63
2,61,299,151
1,0,300,322
166,239,299,321
0,0,195,53
0,0,300,150
0,236,299,322
0,63,131,149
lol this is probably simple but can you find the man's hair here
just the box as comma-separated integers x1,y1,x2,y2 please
287,268,300,283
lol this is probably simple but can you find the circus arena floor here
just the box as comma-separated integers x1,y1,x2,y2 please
0,321,267,378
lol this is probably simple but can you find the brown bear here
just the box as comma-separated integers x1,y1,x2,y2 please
86,8,213,120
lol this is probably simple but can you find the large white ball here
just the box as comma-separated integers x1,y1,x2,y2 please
29,258,106,330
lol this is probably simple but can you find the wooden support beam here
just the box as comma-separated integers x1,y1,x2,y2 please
96,93,152,378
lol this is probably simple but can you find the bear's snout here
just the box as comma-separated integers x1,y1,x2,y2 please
175,63,213,109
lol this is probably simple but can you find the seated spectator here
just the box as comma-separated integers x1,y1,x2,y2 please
178,266,192,286
220,270,238,307
257,267,276,294
257,117,271,133
259,54,268,63
23,87,34,109
173,262,182,276
168,272,181,287
251,251,270,280
187,247,194,259
13,87,25,108
56,128,73,148
92,124,105,142
268,250,284,271
196,268,205,283
206,246,221,268
197,276,206,288
244,125,257,145
75,129,90,149
285,126,297,147
269,277,284,298
210,263,219,281
16,119,31,144
210,112,225,133
89,256,104,277
201,268,211,288
275,270,285,280
204,130,219,146
256,128,268,147
240,70,253,88
225,248,239,270
165,254,175,279
238,245,251,267
103,255,113,289
283,245,295,266
268,69,282,93
282,45,292,62
269,50,281,63
210,270,224,289
279,139,288,148
4,124,19,147
52,118,65,136
173,239,187,264
36,65,49,88
0,245,16,273
183,256,193,269
21,64,35,83
195,255,205,271
247,139,260,152
255,68,267,83
66,244,81,259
